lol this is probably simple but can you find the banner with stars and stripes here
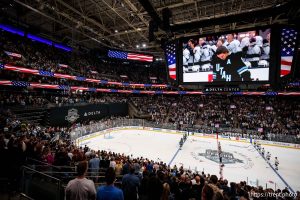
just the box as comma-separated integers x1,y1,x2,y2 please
165,42,177,80
280,28,298,77
108,50,153,62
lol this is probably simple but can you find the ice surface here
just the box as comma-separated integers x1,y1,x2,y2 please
80,129,300,191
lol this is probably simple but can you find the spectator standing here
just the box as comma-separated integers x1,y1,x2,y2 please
89,153,100,183
122,165,140,200
65,161,96,200
96,167,124,200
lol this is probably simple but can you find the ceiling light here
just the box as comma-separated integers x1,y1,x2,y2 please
136,45,140,48
142,43,146,47
115,30,118,33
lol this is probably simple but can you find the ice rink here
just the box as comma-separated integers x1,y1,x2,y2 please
78,129,300,192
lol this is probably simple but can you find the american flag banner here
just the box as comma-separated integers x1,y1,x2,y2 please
131,83,144,87
90,70,98,74
4,51,22,58
58,64,69,68
30,83,60,89
76,76,86,81
108,50,153,62
5,64,39,74
11,81,30,87
58,85,70,90
100,80,108,84
88,88,97,92
165,42,177,80
280,28,298,77
1,79,300,95
132,90,140,94
86,78,100,83
2,64,169,88
0,80,13,85
72,86,89,91
54,73,74,79
39,70,54,77
107,81,122,86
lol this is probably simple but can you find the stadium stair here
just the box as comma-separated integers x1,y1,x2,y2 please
128,100,151,119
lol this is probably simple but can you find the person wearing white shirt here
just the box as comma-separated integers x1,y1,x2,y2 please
224,34,242,53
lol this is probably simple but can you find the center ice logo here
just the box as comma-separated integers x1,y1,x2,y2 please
198,149,243,164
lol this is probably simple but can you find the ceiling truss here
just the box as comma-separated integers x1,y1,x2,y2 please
0,0,295,57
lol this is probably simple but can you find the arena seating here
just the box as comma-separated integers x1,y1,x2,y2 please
0,31,167,85
1,20,300,200
131,95,300,139
1,116,299,200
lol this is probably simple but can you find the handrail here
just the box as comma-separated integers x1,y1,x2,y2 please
22,165,61,181
26,158,75,169
20,193,35,200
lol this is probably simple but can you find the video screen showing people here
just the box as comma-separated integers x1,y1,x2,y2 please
182,28,271,82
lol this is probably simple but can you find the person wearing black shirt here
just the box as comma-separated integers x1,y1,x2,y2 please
212,46,251,82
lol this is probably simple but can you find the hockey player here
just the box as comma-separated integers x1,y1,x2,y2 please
210,38,224,53
244,37,261,68
198,38,213,71
212,46,251,82
217,142,223,166
266,151,271,162
193,39,202,71
255,35,263,48
256,143,261,151
179,138,183,150
217,38,225,48
261,39,270,61
224,33,242,53
187,39,199,72
183,44,190,73
261,147,265,157
275,157,279,170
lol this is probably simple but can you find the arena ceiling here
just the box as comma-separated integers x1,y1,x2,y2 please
0,0,298,57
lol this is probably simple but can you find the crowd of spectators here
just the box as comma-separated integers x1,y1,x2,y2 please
131,95,300,138
0,90,128,108
131,96,173,123
0,83,300,200
1,25,300,200
0,31,167,84
1,88,300,139
1,115,300,200
1,88,300,141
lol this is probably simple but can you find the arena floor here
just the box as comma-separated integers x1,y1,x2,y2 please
78,129,300,192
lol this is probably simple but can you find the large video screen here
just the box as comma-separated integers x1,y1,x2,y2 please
181,28,271,83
